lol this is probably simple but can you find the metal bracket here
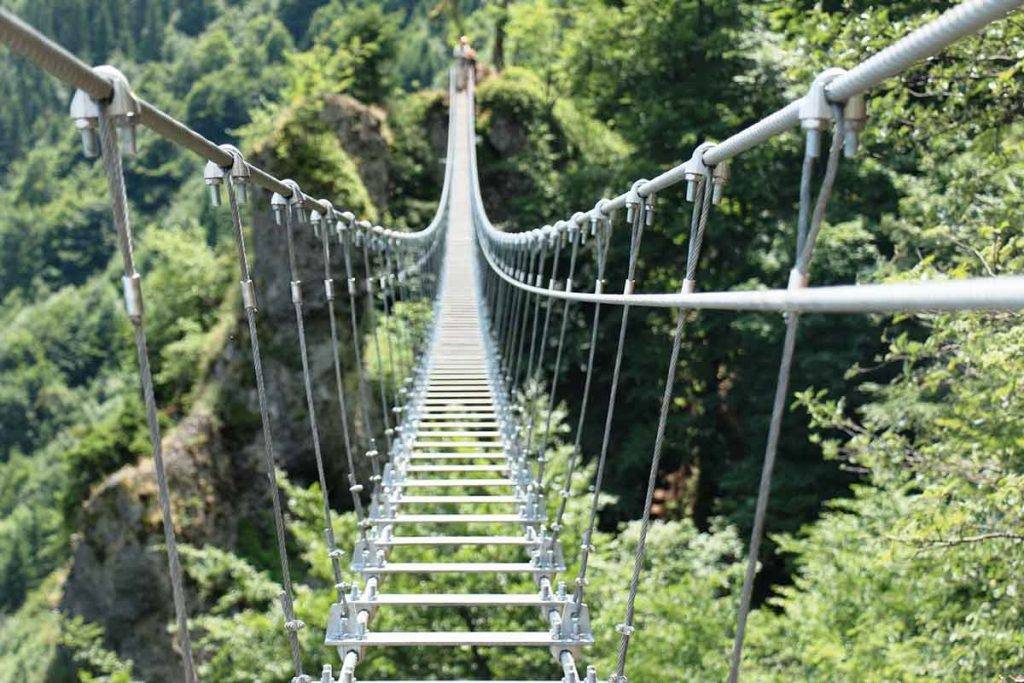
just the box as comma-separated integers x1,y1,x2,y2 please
350,536,386,571
549,600,594,660
325,599,367,657
799,67,847,158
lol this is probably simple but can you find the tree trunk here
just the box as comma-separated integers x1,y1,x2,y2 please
493,0,509,71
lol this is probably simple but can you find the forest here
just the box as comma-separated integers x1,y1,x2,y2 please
0,0,1022,680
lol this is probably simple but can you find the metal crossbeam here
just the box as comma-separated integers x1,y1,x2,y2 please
373,535,539,546
367,514,539,524
393,495,519,504
392,478,517,488
327,631,571,647
349,593,567,608
358,562,553,574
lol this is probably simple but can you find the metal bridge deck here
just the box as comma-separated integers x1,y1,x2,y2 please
327,83,589,681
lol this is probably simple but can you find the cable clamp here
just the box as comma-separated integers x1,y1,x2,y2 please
549,278,558,290
365,278,375,295
218,145,252,203
290,280,303,305
328,548,345,560
271,192,289,226
347,278,357,296
622,279,635,295
96,65,141,156
69,88,101,158
788,268,809,291
240,279,258,310
843,95,868,157
310,210,324,238
122,273,143,320
564,280,573,293
324,279,335,301
284,619,306,632
680,142,715,202
203,159,226,207
614,623,635,636
594,280,604,294
680,278,696,295
799,68,847,158
282,179,308,224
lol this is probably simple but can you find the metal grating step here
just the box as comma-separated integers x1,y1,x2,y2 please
405,464,507,473
406,452,508,460
393,495,519,504
368,514,536,524
374,535,538,546
327,631,570,647
350,593,563,608
412,442,504,450
393,479,516,488
359,562,546,574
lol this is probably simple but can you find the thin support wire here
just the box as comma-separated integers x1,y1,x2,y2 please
728,107,846,683
614,176,714,680
96,109,197,682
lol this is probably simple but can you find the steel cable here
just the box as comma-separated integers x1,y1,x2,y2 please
551,217,612,542
96,109,198,682
339,225,381,485
223,175,307,677
318,215,366,537
614,175,714,680
728,106,846,683
535,230,582,491
280,197,338,590
573,200,647,606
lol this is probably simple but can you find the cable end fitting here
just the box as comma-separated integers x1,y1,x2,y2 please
843,94,868,158
122,273,143,321
799,68,847,158
682,142,715,202
788,268,809,291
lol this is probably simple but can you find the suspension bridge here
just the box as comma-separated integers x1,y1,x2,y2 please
1,0,1023,681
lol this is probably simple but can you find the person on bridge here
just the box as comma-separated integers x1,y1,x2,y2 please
453,35,477,91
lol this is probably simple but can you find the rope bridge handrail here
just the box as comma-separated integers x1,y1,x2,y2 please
466,1,1023,681
473,0,1024,313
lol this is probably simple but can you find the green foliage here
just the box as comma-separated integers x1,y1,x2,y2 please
0,572,65,682
59,397,148,524
363,300,433,393
748,312,1024,680
59,616,134,682
308,4,401,103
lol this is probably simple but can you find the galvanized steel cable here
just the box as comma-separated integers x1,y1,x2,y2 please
572,196,649,606
96,107,198,683
338,223,382,485
315,211,366,535
277,185,338,583
613,175,714,681
551,215,612,542
361,230,393,455
535,228,582,491
223,172,307,678
728,105,846,683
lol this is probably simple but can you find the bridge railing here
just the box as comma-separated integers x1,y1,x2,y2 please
0,9,456,681
466,1,1023,680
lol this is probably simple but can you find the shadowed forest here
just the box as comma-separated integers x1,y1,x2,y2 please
0,0,1023,680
